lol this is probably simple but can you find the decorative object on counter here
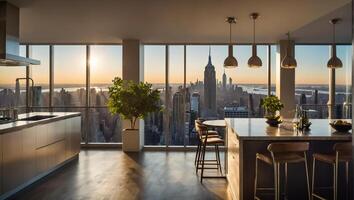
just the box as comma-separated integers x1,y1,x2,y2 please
248,13,262,68
294,105,311,131
224,16,238,68
327,18,342,68
108,77,161,152
281,32,297,69
261,95,284,127
330,120,352,133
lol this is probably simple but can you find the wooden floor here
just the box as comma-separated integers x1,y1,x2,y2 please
12,150,229,200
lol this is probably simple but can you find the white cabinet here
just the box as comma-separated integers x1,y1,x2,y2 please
71,117,81,156
2,130,24,193
0,115,82,197
22,126,37,182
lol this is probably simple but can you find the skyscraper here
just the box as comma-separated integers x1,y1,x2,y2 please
222,70,227,90
203,47,216,118
172,90,185,145
300,93,307,105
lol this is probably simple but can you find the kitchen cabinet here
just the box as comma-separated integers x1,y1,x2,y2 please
2,130,24,193
22,126,37,182
0,112,81,198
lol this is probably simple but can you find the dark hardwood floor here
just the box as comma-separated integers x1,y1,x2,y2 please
12,150,229,200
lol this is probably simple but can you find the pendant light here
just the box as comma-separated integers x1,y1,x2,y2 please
224,17,238,68
281,32,297,69
248,13,262,68
327,18,342,68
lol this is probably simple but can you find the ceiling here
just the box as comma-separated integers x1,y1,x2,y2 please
7,0,352,44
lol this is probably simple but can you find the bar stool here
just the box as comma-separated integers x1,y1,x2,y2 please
194,120,220,166
195,123,224,183
254,142,311,200
312,142,352,200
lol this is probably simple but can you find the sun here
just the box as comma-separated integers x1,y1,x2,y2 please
89,57,98,68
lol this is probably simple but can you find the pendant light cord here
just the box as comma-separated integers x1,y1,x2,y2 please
253,18,256,44
229,22,232,44
332,23,335,46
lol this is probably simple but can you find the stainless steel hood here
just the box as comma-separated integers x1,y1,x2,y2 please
0,1,40,66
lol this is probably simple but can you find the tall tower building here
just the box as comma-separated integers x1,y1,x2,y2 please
172,90,185,145
203,47,216,118
222,70,227,90
229,77,233,89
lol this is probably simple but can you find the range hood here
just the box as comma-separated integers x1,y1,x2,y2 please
0,1,40,66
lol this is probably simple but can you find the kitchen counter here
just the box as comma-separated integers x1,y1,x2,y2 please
0,112,81,134
227,118,352,141
0,112,81,199
225,118,352,200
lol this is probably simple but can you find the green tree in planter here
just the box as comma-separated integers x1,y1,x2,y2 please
261,95,284,123
108,77,161,130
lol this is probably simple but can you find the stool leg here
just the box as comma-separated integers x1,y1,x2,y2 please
273,162,278,200
214,145,220,172
346,162,349,200
200,142,207,183
254,157,258,199
304,153,311,200
311,157,316,200
195,140,200,166
277,163,280,200
216,145,222,174
284,162,288,199
196,141,202,173
333,163,337,200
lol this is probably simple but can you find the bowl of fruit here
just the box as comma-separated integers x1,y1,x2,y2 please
329,120,352,133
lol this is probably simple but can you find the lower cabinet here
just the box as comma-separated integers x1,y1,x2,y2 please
0,115,82,197
2,130,24,193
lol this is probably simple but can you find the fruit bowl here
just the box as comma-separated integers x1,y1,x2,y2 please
330,120,352,132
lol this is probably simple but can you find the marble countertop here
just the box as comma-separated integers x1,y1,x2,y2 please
226,118,352,141
0,112,81,134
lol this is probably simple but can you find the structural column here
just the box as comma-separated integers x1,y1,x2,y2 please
122,39,144,147
276,40,295,118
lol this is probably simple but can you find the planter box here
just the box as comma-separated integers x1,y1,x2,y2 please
122,129,142,152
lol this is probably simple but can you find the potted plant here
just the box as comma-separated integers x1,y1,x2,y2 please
261,95,284,127
108,77,161,152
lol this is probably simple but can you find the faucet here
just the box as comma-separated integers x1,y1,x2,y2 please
15,77,34,112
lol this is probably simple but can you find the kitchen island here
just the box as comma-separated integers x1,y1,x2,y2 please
226,118,352,200
0,112,81,200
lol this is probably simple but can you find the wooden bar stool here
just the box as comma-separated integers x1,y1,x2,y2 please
194,120,220,166
254,142,311,200
312,142,352,200
195,123,224,183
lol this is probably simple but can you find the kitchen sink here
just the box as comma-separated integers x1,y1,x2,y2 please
19,115,57,121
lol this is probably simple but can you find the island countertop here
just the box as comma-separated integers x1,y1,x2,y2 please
0,112,81,134
226,118,352,141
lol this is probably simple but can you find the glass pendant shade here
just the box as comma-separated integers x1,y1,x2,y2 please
327,18,342,69
248,44,262,68
224,17,238,69
224,45,238,68
248,13,262,68
281,55,297,69
281,32,297,69
327,45,342,68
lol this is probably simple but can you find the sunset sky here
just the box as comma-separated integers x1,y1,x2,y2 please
0,45,351,87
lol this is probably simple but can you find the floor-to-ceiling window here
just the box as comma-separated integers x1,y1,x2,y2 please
30,45,50,108
144,45,166,145
143,44,274,147
88,45,123,143
295,45,352,119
